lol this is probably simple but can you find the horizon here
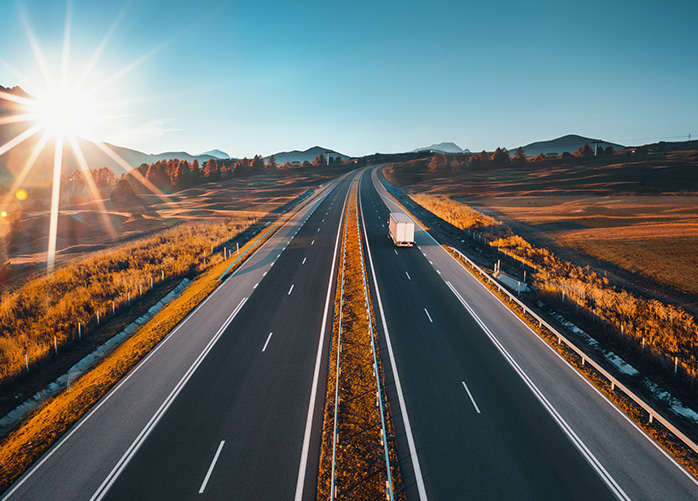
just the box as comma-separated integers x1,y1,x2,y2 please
0,0,696,159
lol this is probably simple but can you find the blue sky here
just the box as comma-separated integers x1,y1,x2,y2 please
1,0,696,158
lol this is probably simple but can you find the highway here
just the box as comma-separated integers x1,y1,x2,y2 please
360,168,698,499
3,172,357,500
4,165,698,500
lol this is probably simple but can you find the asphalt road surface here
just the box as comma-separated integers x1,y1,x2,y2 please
360,167,698,500
4,166,698,500
3,172,357,501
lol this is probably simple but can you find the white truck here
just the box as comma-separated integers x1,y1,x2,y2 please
389,213,415,247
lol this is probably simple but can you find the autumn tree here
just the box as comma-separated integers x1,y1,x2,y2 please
575,144,595,157
604,145,615,155
191,159,201,177
428,153,449,173
490,147,511,168
145,162,171,191
203,158,220,180
312,154,327,167
532,153,549,162
280,161,293,170
173,160,192,189
250,155,265,174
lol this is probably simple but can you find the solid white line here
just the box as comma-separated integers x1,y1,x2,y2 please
0,184,341,501
262,332,273,352
288,284,294,295
198,441,225,494
405,271,411,280
424,308,433,323
445,282,630,501
294,179,351,501
358,175,428,501
90,299,248,501
302,257,307,265
462,381,481,414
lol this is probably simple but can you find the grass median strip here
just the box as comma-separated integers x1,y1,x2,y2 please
0,190,318,492
317,182,402,500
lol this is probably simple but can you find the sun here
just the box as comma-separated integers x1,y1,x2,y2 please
26,84,99,139
0,2,170,273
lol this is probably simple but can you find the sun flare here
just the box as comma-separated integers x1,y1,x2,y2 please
26,84,99,139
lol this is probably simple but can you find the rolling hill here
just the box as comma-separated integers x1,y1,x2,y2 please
413,142,470,154
264,146,349,164
518,134,625,157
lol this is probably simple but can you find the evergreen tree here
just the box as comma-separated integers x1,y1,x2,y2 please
251,155,265,174
267,154,277,171
512,146,527,167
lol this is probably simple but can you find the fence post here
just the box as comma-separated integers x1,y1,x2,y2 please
97,311,100,325
112,300,116,315
54,336,58,355
26,353,29,372
78,322,81,339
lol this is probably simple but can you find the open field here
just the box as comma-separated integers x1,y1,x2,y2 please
0,166,348,291
471,196,698,315
384,150,698,319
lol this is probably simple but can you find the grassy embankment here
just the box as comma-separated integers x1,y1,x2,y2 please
410,193,698,385
402,192,698,477
0,218,256,385
0,193,313,492
317,182,402,500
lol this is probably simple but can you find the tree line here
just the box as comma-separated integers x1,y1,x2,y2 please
427,143,617,173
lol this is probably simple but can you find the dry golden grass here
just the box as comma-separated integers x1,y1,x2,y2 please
0,197,308,492
409,193,499,230
317,183,402,500
479,196,698,305
445,246,698,479
0,218,255,385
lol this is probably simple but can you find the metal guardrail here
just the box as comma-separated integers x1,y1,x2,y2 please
447,246,698,458
329,189,348,501
371,167,698,462
330,179,395,500
356,186,395,501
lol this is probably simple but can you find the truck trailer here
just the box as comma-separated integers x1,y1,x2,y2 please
389,213,415,247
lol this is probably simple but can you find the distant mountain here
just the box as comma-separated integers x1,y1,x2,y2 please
265,146,349,165
413,142,470,154
0,85,224,184
201,149,231,160
518,134,625,157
